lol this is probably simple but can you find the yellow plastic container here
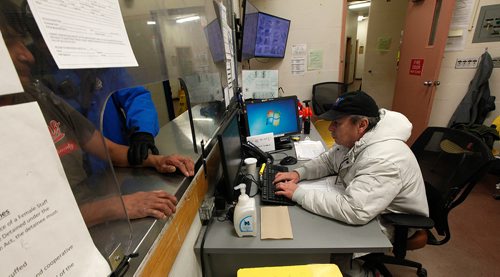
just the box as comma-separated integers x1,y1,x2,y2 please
237,264,342,277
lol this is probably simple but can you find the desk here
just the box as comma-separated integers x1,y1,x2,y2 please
194,127,392,277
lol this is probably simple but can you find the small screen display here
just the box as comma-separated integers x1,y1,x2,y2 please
245,96,299,137
254,13,290,58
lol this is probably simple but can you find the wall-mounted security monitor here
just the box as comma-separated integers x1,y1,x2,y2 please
254,13,290,58
204,19,225,63
240,1,290,61
240,0,259,61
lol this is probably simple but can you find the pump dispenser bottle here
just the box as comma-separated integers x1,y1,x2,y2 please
233,183,257,237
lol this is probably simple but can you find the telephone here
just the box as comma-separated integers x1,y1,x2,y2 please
242,141,274,164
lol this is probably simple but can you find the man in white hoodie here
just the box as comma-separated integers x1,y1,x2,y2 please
274,91,429,276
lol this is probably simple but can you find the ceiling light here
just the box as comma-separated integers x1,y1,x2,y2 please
349,2,371,10
147,21,156,25
176,15,200,24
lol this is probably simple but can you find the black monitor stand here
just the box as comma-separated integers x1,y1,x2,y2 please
275,136,293,150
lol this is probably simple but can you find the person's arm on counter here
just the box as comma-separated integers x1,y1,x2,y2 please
80,190,178,227
82,131,195,177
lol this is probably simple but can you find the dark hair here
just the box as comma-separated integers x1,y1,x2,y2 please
0,0,27,36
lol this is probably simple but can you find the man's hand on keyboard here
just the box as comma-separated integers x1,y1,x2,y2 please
273,171,300,184
274,180,298,199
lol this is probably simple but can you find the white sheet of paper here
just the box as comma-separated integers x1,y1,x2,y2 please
27,0,138,69
242,70,279,99
247,133,275,152
0,30,24,95
224,87,231,108
294,140,325,160
0,103,111,276
298,176,344,193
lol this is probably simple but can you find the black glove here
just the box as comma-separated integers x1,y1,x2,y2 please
128,132,159,165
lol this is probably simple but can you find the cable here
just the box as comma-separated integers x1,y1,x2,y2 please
278,87,285,96
200,213,215,277
242,173,261,197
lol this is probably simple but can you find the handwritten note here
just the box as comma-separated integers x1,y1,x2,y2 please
247,133,275,152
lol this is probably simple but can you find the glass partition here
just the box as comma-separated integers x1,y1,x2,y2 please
1,0,237,272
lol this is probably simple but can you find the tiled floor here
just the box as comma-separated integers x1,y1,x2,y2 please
387,174,500,276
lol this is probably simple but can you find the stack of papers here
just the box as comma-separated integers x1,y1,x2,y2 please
294,140,325,160
298,176,345,193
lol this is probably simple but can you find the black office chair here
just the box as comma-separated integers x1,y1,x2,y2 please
363,127,494,277
311,82,347,115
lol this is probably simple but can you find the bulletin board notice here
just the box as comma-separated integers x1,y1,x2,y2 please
0,102,110,277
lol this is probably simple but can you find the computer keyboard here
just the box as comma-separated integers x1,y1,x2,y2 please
260,164,295,206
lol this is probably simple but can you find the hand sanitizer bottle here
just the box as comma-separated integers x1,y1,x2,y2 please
233,183,257,237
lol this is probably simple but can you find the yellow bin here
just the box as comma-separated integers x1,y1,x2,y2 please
237,264,342,277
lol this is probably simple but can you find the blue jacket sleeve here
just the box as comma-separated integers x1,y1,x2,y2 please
114,86,160,136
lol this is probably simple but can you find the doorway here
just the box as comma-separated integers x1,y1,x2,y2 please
345,0,370,91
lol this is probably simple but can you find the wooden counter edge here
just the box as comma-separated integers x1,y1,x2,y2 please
138,165,208,276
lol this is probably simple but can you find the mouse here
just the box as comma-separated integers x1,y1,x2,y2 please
280,156,297,165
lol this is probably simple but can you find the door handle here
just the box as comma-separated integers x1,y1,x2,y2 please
424,81,440,86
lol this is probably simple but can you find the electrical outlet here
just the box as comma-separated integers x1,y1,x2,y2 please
492,57,500,68
455,57,480,69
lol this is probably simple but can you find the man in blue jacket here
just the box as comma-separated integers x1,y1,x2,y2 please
23,2,159,168
37,67,161,169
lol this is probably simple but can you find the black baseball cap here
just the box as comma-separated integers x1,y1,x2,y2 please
319,91,379,121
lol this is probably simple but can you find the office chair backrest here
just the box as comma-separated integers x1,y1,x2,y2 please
311,82,347,115
411,127,494,245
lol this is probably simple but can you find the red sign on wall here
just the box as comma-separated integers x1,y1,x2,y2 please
409,59,424,75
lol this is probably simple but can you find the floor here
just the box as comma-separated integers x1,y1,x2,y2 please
387,174,500,277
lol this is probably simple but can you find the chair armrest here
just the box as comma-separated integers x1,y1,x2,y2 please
382,213,434,229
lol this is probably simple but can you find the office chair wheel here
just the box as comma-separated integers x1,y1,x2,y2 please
417,267,427,277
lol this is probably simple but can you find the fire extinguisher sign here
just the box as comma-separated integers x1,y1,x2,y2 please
409,59,424,75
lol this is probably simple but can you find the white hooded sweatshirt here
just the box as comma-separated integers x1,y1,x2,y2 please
293,109,429,240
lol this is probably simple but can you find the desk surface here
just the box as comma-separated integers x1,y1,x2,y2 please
196,127,392,255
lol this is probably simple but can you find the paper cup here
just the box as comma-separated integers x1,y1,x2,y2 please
244,157,258,180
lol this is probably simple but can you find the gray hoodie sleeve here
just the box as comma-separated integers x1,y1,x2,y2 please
293,157,402,225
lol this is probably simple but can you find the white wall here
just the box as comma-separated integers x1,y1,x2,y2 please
169,214,202,277
429,0,500,127
244,0,344,102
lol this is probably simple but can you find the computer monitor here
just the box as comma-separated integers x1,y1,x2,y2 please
240,1,290,60
254,12,290,58
204,19,225,63
244,96,300,139
217,111,244,203
240,0,259,61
